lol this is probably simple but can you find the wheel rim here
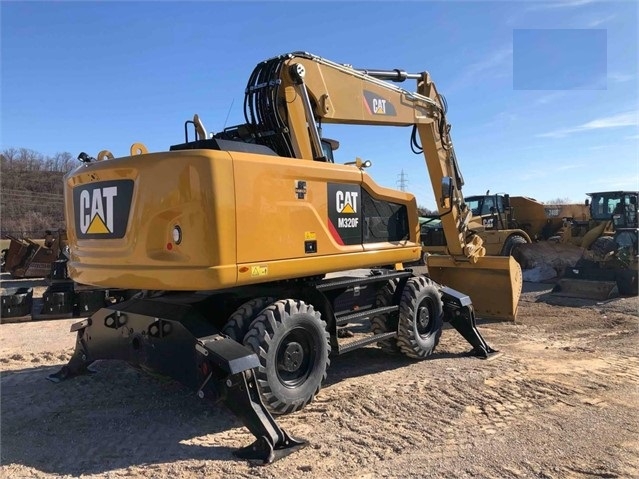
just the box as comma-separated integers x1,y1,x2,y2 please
415,298,435,338
276,327,316,388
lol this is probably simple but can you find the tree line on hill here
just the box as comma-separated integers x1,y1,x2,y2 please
1,147,575,240
1,148,74,237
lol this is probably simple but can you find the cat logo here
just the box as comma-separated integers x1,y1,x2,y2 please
336,190,358,214
372,98,387,114
362,90,397,116
79,187,117,234
327,183,362,245
73,179,134,239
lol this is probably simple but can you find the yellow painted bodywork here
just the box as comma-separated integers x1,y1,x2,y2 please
64,149,420,290
65,52,523,322
427,255,522,321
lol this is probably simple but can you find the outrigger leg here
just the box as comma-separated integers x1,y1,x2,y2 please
47,304,306,464
440,286,498,359
195,335,307,464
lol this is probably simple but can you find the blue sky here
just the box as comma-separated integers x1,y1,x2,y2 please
2,0,637,209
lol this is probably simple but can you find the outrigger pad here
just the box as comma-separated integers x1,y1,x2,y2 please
233,434,308,465
441,286,498,359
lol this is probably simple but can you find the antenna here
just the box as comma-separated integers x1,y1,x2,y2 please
223,98,235,129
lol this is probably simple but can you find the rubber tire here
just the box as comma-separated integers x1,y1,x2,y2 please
501,234,528,256
397,276,443,359
370,279,401,354
589,236,616,259
221,297,274,342
243,299,330,415
0,249,7,272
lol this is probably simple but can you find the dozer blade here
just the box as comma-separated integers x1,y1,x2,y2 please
427,255,522,321
552,278,618,300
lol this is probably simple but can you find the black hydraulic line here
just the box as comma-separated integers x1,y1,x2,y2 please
410,125,422,154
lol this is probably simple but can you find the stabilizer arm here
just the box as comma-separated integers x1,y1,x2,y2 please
440,286,498,359
47,306,307,464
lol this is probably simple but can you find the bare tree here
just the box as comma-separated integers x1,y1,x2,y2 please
545,197,573,204
417,205,436,216
1,147,71,236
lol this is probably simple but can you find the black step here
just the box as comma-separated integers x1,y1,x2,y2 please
335,305,398,326
338,331,397,355
315,270,412,292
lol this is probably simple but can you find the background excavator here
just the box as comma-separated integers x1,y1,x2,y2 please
51,52,522,463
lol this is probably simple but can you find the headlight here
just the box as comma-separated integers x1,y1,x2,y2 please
172,225,182,245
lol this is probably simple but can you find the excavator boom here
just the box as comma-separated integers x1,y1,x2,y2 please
249,52,521,319
53,51,525,463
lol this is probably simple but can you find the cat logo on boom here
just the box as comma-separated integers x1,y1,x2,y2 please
372,98,387,114
362,90,397,116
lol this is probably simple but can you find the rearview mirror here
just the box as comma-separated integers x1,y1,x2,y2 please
441,177,453,201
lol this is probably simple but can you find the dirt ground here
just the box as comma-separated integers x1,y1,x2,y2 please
1,271,638,479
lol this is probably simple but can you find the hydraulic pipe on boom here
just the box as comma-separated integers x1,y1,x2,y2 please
50,52,522,465
272,52,521,319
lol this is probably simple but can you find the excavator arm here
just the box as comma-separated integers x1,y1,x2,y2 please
240,52,521,319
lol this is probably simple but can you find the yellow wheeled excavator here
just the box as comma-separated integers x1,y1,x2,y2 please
50,52,522,463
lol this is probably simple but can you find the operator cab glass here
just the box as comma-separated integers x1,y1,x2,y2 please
320,138,338,163
465,195,504,216
589,192,638,228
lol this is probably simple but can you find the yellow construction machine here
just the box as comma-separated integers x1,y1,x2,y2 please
51,52,521,463
552,191,638,299
420,193,589,261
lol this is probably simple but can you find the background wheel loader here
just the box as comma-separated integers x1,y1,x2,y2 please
50,52,521,463
552,191,638,299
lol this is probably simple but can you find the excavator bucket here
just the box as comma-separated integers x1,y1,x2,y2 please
551,265,620,300
427,255,522,321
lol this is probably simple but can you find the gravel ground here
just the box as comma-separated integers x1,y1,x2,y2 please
1,272,638,478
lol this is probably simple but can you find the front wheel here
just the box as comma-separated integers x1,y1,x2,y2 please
397,276,443,359
243,299,330,415
501,234,528,256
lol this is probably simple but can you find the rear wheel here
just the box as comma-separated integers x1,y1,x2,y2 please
243,299,330,415
370,279,401,354
222,297,273,342
397,276,443,359
501,234,528,256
